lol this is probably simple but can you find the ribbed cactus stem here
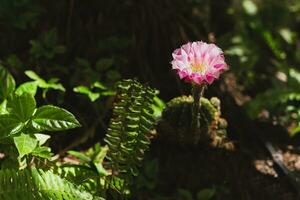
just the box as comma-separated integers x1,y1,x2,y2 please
191,84,205,144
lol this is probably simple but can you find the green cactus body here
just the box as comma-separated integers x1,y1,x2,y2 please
158,95,227,146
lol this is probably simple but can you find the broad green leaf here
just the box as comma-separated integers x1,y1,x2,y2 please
31,105,81,131
0,65,16,101
7,93,36,122
74,86,100,102
0,114,24,139
197,188,216,200
13,133,38,157
15,81,38,96
32,146,53,159
34,133,51,145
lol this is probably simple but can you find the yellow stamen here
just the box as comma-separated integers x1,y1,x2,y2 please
191,63,205,73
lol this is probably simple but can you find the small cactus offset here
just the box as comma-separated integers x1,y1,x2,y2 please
158,95,227,146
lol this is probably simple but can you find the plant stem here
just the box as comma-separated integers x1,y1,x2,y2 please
191,84,205,144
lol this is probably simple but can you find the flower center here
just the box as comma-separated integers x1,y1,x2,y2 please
191,62,206,73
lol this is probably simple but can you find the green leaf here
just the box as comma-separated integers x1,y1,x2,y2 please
31,105,81,131
94,163,109,176
74,86,100,102
196,188,216,200
0,65,16,101
0,100,8,115
13,133,38,157
0,114,24,139
94,145,109,164
25,70,43,81
15,81,38,96
31,146,53,159
34,133,51,145
101,90,116,96
68,150,91,163
47,81,65,92
151,96,165,118
93,81,107,90
25,70,65,92
7,93,36,122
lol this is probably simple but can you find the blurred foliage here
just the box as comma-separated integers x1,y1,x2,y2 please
222,0,300,135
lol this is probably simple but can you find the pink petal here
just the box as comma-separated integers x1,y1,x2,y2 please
192,74,204,85
213,63,226,70
178,70,188,79
205,73,215,84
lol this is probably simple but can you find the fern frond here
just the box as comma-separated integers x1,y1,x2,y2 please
0,168,103,200
104,79,155,179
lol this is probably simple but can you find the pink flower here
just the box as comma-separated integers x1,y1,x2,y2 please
171,41,228,85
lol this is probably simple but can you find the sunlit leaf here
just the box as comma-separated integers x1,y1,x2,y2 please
31,146,53,159
0,100,7,115
13,133,38,158
30,105,81,131
7,93,36,122
68,150,91,163
25,70,65,93
73,86,100,102
15,81,38,96
0,114,24,139
93,81,107,90
34,133,51,146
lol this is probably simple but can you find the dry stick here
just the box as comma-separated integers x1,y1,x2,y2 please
191,84,205,145
264,141,300,198
248,125,300,198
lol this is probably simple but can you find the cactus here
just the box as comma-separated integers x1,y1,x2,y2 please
158,95,227,146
